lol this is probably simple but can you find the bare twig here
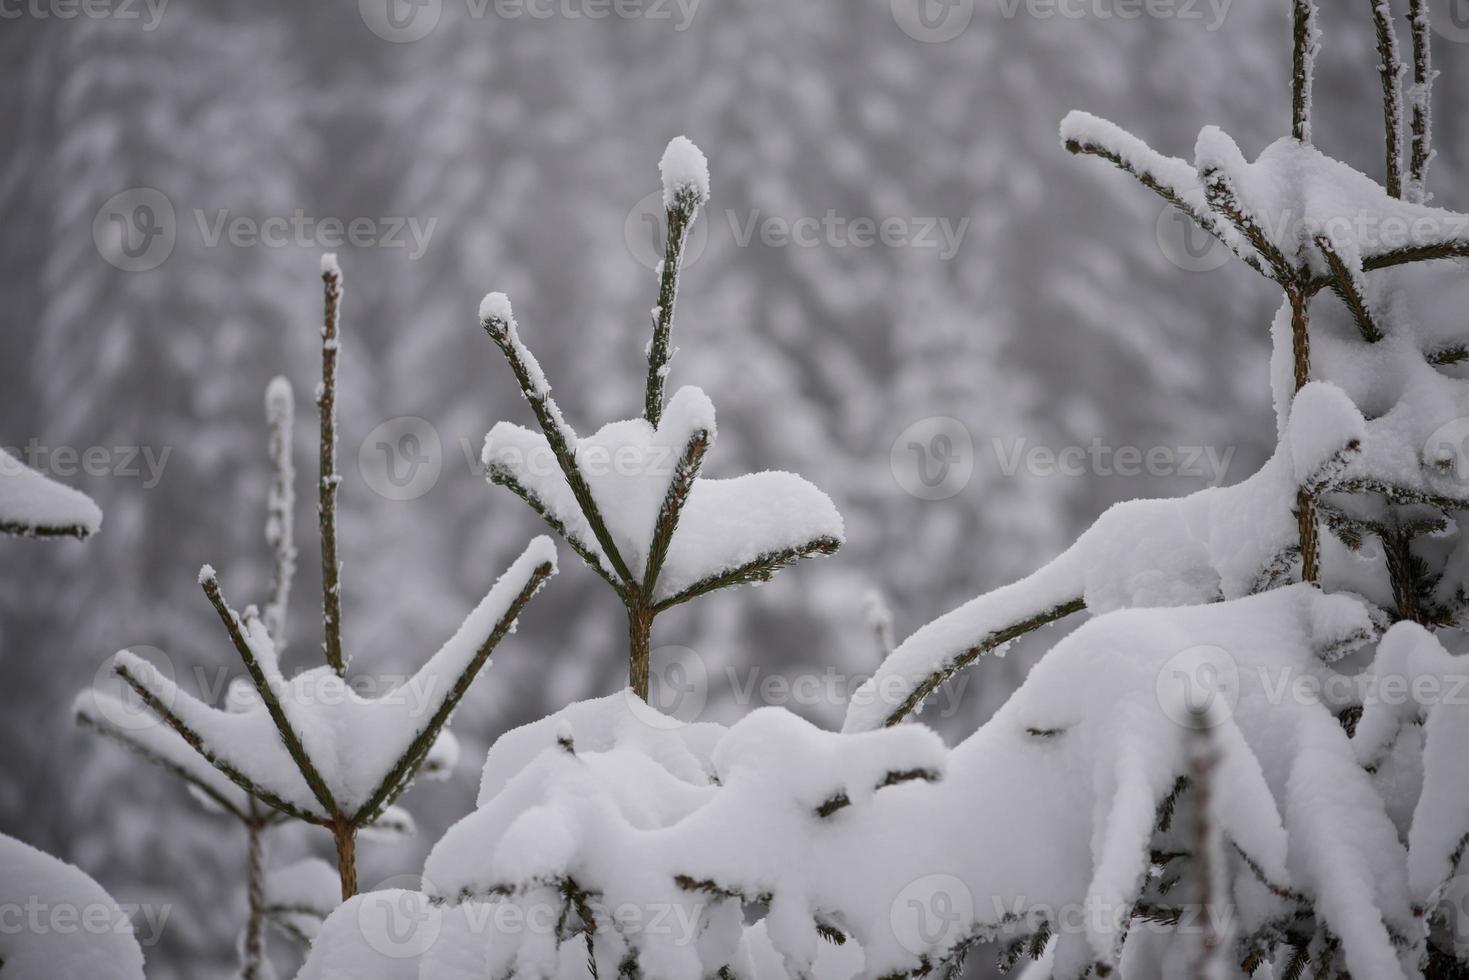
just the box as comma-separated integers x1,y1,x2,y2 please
482,307,635,585
1368,0,1406,198
1405,0,1435,202
318,258,345,675
1292,0,1319,143
645,190,702,428
1315,235,1383,342
201,572,339,816
263,377,297,651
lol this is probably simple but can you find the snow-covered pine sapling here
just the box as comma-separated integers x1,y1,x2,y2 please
479,137,843,700
101,256,558,902
75,378,425,978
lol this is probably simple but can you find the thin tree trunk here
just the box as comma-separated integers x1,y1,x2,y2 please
627,602,653,701
333,820,358,901
242,806,267,980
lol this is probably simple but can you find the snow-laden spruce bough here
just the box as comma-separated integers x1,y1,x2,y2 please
10,4,1469,979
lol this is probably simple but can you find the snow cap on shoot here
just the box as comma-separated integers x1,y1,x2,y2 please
479,292,515,325
659,136,710,209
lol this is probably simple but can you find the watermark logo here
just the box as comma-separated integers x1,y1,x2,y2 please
1156,205,1231,273
89,645,176,733
891,0,975,42
1430,0,1469,44
0,897,172,948
93,188,176,272
624,190,710,272
1155,644,1239,728
890,874,974,955
626,645,709,730
1430,875,1469,959
1425,418,1469,488
358,875,443,959
0,0,169,30
359,417,443,501
891,417,975,501
359,0,442,41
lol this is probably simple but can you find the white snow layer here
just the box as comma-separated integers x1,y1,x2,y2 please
0,448,102,538
483,385,843,603
300,586,1421,980
843,381,1366,733
0,833,146,980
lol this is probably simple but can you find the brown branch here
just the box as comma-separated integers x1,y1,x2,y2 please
351,558,556,825
640,429,710,595
318,261,346,675
1063,137,1269,279
1368,0,1405,198
0,519,95,540
644,190,701,427
1406,0,1434,202
1292,0,1318,143
1201,166,1296,283
485,463,627,600
482,313,636,585
1314,236,1383,342
110,659,327,825
243,802,268,980
880,598,1087,728
651,536,843,612
201,573,340,816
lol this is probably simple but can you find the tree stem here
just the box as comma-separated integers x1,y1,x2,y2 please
242,807,267,980
1289,286,1320,585
333,820,358,901
627,601,653,701
319,264,345,676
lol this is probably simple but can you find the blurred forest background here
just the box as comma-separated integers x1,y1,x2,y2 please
2,1,1466,977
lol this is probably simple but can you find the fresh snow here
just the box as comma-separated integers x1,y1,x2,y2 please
483,386,843,603
844,381,1366,733
0,447,102,538
302,585,1413,980
0,833,146,980
110,537,557,820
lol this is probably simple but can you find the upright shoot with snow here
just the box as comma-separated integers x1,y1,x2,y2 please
90,255,557,904
478,136,843,701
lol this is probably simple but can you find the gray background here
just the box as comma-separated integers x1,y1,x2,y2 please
2,1,1465,976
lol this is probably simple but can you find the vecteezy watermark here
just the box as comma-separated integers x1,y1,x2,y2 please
0,439,171,490
93,188,177,273
891,0,1229,43
0,898,172,948
88,645,176,733
358,0,700,42
1156,204,1232,273
988,895,1235,938
1430,875,1469,959
890,875,975,955
1425,418,1469,489
622,199,969,272
0,0,168,30
992,438,1235,484
726,211,969,261
891,417,976,501
355,874,707,959
1429,0,1469,44
192,209,437,260
992,0,1231,30
1155,645,1240,728
93,189,438,271
360,417,444,502
890,0,975,42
